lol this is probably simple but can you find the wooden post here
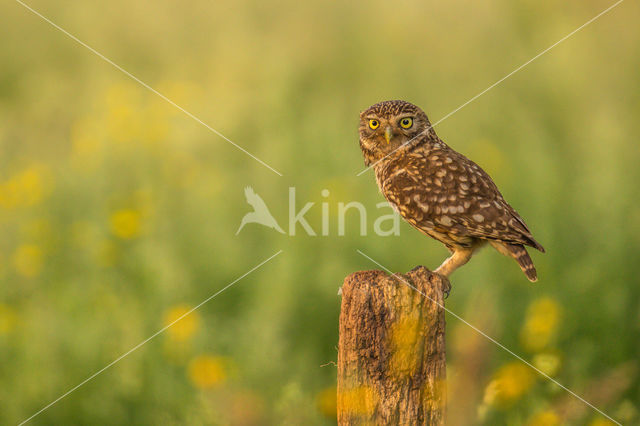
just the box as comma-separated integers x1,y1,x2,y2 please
337,267,447,425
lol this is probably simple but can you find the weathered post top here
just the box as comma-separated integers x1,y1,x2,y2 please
337,266,447,425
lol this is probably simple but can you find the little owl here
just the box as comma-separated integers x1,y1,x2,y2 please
359,100,544,282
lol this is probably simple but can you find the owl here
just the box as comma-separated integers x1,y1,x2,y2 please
359,100,545,282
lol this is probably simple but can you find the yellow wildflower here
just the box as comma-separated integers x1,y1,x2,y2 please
157,80,197,107
0,165,51,209
17,166,45,206
109,209,142,239
108,104,140,143
13,244,43,278
484,362,536,407
187,355,227,389
521,297,562,352
532,351,562,377
104,83,143,143
316,386,337,419
0,304,18,335
614,400,638,424
164,305,199,341
140,105,169,145
527,410,561,426
0,185,12,209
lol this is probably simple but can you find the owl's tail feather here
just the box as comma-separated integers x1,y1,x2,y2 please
525,236,545,253
506,244,538,282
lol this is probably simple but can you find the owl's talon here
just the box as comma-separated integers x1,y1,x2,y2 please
442,277,452,299
433,272,452,298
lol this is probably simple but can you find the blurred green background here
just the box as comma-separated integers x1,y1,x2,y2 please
1,0,639,424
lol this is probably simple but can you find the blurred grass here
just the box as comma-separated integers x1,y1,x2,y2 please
0,0,639,424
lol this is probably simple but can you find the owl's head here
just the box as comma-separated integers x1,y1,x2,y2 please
359,100,433,164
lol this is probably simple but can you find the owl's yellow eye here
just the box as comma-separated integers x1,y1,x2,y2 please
369,119,380,130
400,117,413,129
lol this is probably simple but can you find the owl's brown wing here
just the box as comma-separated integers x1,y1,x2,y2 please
447,153,544,252
380,147,544,252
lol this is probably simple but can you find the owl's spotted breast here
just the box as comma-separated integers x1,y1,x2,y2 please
376,144,541,251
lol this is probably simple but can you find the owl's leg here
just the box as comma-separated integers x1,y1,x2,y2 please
434,248,474,277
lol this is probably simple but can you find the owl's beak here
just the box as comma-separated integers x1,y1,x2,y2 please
384,126,393,144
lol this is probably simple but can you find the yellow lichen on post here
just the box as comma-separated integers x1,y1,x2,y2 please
389,313,423,378
337,267,447,425
337,385,378,417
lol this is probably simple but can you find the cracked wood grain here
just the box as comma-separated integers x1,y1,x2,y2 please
337,267,447,425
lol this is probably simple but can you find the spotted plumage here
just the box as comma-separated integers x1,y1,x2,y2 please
359,100,545,282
